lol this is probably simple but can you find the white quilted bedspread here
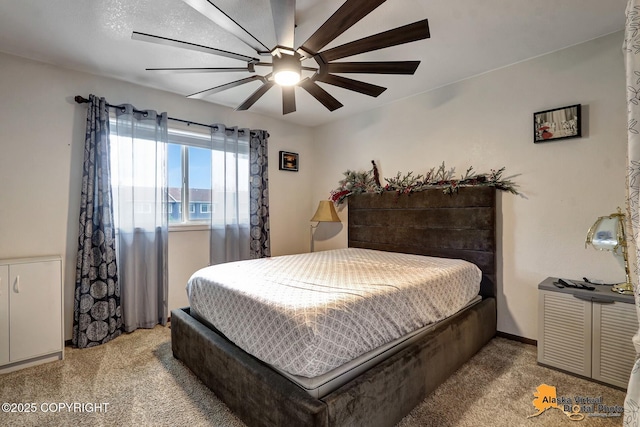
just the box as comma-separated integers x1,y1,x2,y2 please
187,248,481,378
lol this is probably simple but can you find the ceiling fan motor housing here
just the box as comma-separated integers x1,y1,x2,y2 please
271,49,302,86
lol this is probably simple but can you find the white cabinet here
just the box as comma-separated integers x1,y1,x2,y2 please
538,289,592,377
0,265,8,366
592,301,638,387
538,277,638,389
0,256,64,373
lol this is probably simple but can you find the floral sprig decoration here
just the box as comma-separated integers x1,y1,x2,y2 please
329,164,383,204
330,161,519,205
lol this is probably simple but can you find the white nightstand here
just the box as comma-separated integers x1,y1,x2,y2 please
537,277,637,389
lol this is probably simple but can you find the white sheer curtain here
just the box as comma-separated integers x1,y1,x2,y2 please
209,124,251,265
110,105,168,332
625,1,640,425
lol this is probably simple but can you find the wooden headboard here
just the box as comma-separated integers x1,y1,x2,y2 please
347,186,497,299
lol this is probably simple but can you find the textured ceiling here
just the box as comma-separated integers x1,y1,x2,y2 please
0,0,628,127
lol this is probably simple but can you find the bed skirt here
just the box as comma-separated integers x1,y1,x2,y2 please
170,297,496,427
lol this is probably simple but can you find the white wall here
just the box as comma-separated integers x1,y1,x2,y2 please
0,51,314,340
0,31,627,343
309,32,627,340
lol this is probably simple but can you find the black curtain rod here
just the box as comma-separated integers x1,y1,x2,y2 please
74,95,244,133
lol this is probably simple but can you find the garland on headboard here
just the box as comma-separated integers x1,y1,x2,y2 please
330,161,519,205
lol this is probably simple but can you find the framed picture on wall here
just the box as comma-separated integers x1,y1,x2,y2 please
533,104,581,143
279,151,299,172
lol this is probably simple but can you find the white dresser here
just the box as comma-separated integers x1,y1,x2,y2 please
0,256,64,373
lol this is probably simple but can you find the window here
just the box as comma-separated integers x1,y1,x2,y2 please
109,117,250,227
169,129,249,225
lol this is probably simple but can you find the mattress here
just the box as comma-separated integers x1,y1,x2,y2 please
271,295,482,398
187,248,481,379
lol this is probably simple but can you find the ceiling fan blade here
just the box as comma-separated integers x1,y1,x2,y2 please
187,75,266,99
282,85,296,114
319,19,430,62
327,61,420,75
314,74,386,97
146,66,255,73
299,78,343,111
132,31,259,63
271,0,296,49
181,0,270,54
299,0,387,57
236,81,276,111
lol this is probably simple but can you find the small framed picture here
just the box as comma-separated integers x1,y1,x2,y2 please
279,151,299,172
533,104,581,143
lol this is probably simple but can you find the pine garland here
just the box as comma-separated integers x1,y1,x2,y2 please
330,161,519,205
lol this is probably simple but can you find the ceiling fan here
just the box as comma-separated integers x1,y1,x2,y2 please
132,0,430,114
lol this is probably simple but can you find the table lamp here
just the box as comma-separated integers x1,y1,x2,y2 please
310,201,340,252
585,208,634,295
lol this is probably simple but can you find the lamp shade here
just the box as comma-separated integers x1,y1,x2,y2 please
585,211,624,253
310,201,340,222
585,208,633,295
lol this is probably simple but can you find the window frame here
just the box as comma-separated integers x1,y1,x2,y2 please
168,125,250,230
108,115,250,231
169,132,210,229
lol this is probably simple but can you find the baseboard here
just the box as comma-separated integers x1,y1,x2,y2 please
0,352,63,374
496,331,537,346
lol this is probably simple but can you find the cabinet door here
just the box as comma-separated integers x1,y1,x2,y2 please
0,265,8,365
538,290,592,376
592,301,638,389
9,260,62,362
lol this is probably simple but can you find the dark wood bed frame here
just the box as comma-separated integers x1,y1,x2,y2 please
171,187,498,427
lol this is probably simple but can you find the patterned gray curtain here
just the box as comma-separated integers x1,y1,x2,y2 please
249,130,270,258
72,95,122,348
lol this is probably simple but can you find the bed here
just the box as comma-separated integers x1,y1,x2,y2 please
171,186,498,427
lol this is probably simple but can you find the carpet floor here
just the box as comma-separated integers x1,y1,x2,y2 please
0,326,627,426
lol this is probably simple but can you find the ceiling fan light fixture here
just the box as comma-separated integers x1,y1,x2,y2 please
274,70,300,86
272,51,302,86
